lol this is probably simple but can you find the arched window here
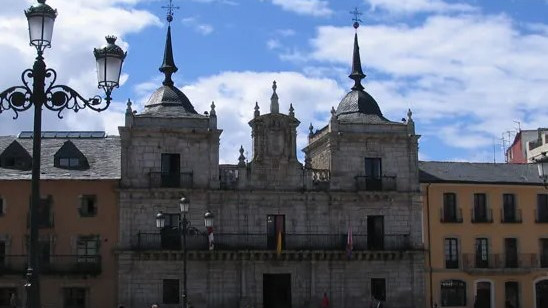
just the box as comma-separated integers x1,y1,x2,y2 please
537,279,548,308
441,279,466,306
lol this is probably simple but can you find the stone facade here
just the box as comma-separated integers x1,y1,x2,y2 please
117,21,424,308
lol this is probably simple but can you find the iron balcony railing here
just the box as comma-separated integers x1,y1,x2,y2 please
500,209,522,223
354,176,397,192
535,209,548,223
132,232,411,251
462,253,538,270
471,208,493,223
0,255,101,275
439,208,463,223
148,172,193,189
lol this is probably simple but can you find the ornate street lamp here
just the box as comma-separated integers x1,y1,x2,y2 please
155,199,213,307
535,152,548,188
204,210,214,228
0,1,126,307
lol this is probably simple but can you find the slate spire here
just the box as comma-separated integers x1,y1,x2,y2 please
349,8,365,91
159,0,179,86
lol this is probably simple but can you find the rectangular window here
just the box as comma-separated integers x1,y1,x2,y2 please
163,279,180,304
0,197,4,216
29,195,53,228
503,194,518,222
473,193,489,222
444,238,459,269
367,216,384,250
267,215,285,250
160,213,182,250
364,158,382,190
161,153,181,187
440,280,466,306
505,281,519,308
63,287,86,308
541,239,548,268
537,194,548,223
59,158,81,168
79,195,97,217
77,236,99,263
475,238,489,268
442,193,460,223
371,278,386,301
0,288,17,307
505,238,518,268
0,241,5,266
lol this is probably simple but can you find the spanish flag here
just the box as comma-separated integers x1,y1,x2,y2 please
276,231,282,256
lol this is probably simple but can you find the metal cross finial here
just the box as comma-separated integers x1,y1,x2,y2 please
350,7,362,29
162,0,180,23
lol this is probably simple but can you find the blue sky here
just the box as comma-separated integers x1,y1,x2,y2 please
0,0,547,164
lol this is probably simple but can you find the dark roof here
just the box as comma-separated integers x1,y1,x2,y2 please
335,90,390,123
419,161,543,185
0,135,120,180
139,85,201,118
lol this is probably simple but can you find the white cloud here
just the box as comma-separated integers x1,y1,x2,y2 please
271,0,333,17
364,0,477,15
0,0,159,135
182,17,215,35
301,12,548,155
267,39,281,50
130,71,344,163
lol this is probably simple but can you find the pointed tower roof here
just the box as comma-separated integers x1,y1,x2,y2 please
335,12,389,123
141,1,199,117
159,25,178,86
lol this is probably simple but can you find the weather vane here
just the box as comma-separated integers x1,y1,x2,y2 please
162,0,180,23
350,7,362,29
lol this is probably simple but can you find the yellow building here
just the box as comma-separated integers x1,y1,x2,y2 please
421,161,548,308
0,132,120,308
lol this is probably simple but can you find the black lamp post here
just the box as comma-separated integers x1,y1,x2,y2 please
535,152,548,189
156,198,214,308
0,1,126,307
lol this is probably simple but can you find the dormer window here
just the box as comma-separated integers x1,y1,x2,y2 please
0,140,32,170
54,140,89,170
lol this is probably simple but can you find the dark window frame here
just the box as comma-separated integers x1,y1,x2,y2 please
473,193,489,223
371,278,386,301
475,238,489,268
63,287,86,308
163,279,180,304
503,194,518,223
442,193,460,223
540,239,548,268
78,195,97,217
504,238,518,268
537,194,548,223
160,153,181,188
0,197,4,216
440,280,466,307
505,281,520,308
444,238,459,269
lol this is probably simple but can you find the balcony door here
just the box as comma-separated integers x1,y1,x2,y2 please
505,238,518,268
161,213,182,250
364,158,382,190
367,216,384,250
503,194,516,222
161,153,180,188
475,238,489,268
267,215,285,250
475,281,492,308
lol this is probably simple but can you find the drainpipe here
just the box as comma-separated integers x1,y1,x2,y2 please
426,183,433,308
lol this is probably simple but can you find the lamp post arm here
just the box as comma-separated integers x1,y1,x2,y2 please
0,70,35,119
